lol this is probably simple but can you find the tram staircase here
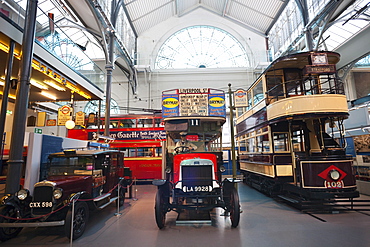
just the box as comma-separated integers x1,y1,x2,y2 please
276,194,370,213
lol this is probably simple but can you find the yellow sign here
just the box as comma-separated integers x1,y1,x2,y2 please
162,97,179,108
75,111,85,126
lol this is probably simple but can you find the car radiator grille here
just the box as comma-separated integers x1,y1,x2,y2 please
182,165,213,187
32,186,54,215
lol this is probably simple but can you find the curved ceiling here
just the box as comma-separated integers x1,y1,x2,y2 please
123,0,288,36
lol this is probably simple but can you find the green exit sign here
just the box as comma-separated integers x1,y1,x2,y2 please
34,128,42,134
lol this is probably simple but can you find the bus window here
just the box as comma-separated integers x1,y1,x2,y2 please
155,118,164,127
120,119,136,128
138,119,153,127
111,121,119,128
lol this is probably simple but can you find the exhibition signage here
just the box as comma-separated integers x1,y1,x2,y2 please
88,130,166,141
162,88,226,118
234,89,248,107
57,105,72,126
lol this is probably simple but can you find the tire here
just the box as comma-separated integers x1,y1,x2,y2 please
230,187,240,228
117,185,125,207
64,201,89,240
154,188,167,229
0,206,23,242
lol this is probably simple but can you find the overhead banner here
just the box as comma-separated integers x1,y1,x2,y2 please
208,93,226,117
162,94,179,118
234,89,248,107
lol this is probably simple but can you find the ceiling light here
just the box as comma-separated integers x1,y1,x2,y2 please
43,80,66,91
41,91,56,100
30,79,48,90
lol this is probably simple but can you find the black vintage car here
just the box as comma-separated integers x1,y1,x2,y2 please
0,149,127,241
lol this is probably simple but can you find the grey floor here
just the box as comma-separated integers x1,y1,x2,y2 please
1,182,370,247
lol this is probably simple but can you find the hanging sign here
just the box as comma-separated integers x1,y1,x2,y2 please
75,111,85,126
57,105,72,126
234,89,248,107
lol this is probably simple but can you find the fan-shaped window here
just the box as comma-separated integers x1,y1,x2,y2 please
84,98,120,115
155,25,249,69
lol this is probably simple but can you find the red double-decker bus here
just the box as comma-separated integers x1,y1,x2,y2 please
67,114,165,180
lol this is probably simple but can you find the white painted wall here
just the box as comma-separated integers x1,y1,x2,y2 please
120,8,268,113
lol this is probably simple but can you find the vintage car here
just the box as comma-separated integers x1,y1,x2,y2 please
0,149,127,241
153,116,241,229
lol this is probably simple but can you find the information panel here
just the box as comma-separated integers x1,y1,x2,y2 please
162,88,226,118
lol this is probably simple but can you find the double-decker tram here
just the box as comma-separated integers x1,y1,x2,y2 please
153,88,240,229
67,114,165,180
235,51,359,203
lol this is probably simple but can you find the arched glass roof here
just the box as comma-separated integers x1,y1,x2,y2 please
84,98,120,115
155,25,250,69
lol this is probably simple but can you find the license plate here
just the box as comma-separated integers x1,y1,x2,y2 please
182,185,212,192
30,202,53,208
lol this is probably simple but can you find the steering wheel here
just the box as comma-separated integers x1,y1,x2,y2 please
174,146,191,154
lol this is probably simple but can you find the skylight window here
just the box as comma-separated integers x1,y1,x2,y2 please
155,25,249,69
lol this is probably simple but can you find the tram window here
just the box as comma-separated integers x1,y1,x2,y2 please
273,133,289,152
247,91,252,109
253,81,264,105
238,139,247,152
266,76,283,99
248,137,256,152
256,134,270,152
292,130,305,152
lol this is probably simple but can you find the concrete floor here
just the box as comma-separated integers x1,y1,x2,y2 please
1,182,370,247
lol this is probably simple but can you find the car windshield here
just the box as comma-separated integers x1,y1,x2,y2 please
48,155,94,176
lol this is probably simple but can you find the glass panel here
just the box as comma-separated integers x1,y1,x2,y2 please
273,133,289,152
155,25,249,69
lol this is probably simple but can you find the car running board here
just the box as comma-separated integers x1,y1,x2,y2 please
98,196,118,209
94,193,112,202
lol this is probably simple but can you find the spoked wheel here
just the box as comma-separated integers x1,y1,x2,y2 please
0,206,23,242
229,187,240,228
155,188,168,229
65,201,89,240
117,183,126,207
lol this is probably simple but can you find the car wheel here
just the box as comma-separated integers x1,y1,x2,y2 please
230,187,240,228
117,186,125,207
154,188,167,229
0,206,23,242
64,201,89,240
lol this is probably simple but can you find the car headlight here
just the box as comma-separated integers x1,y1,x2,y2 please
219,165,226,173
16,189,29,200
165,166,172,173
329,169,340,181
53,188,63,199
